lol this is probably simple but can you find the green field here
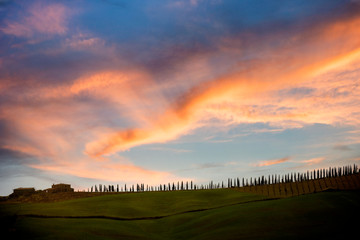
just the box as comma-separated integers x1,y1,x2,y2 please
1,189,359,239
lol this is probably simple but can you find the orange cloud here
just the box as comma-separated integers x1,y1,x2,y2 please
300,157,326,166
254,157,291,167
86,14,360,157
28,158,188,185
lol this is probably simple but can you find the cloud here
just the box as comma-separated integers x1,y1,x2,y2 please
28,158,187,185
333,144,352,151
0,1,359,188
300,157,326,165
64,33,105,50
147,147,193,153
85,11,360,157
1,2,69,38
254,157,291,167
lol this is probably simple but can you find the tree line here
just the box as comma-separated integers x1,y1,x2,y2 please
88,164,359,193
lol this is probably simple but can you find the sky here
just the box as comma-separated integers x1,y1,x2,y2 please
0,0,359,195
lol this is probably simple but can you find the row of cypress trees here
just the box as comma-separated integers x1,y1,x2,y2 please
89,164,359,192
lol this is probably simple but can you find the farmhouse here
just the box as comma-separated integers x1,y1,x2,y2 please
47,183,74,193
12,187,35,196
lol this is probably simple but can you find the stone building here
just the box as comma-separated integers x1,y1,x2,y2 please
12,187,35,196
47,183,74,193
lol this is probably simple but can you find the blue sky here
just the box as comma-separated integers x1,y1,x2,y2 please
0,0,359,195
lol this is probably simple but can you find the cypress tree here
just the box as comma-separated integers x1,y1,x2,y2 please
191,181,193,190
124,184,127,192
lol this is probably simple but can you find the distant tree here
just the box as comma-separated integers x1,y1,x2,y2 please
181,181,184,190
191,181,193,190
186,181,189,190
124,184,127,192
117,184,119,192
177,182,179,190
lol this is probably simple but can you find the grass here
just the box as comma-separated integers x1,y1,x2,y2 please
1,189,359,239
0,189,266,218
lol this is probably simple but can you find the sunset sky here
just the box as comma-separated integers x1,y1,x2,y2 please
1,0,360,195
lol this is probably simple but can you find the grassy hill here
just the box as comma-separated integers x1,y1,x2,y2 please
1,189,359,239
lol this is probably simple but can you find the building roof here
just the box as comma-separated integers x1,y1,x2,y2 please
14,187,35,190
